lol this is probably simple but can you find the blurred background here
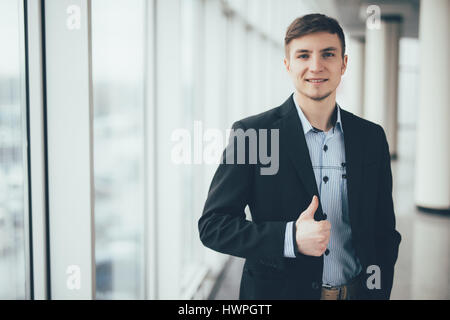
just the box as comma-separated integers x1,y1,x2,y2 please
0,0,448,300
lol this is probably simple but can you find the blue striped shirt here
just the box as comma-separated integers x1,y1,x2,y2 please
284,93,362,286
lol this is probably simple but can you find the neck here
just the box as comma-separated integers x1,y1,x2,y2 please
294,90,337,132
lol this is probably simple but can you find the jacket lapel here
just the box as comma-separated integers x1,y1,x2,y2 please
280,96,324,218
340,109,364,228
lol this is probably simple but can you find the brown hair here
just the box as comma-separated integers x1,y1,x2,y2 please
285,14,346,59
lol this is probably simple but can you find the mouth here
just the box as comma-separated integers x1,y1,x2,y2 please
305,78,328,84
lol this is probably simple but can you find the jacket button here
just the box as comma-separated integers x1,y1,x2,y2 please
325,249,330,256
323,145,328,152
323,176,329,183
311,282,320,290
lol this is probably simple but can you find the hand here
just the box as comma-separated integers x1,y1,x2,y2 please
295,195,331,257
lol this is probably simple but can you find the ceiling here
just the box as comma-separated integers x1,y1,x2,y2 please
313,0,420,39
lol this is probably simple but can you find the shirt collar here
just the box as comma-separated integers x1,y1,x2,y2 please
292,92,343,135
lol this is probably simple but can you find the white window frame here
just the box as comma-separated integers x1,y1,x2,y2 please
26,0,49,300
143,0,157,301
44,0,95,299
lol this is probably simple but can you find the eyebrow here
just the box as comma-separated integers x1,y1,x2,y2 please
294,47,338,54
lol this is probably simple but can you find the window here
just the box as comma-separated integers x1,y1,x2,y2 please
91,0,146,299
0,0,29,300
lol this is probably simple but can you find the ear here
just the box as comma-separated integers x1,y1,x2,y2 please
341,54,348,75
284,57,290,72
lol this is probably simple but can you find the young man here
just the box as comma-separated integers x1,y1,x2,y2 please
198,14,401,300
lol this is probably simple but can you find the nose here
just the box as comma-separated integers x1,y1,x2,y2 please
309,54,324,73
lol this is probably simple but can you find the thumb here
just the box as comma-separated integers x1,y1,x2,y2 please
302,195,318,219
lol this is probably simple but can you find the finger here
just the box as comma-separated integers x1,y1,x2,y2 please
319,220,332,231
303,195,319,218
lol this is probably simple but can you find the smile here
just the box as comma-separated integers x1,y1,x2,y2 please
306,79,328,83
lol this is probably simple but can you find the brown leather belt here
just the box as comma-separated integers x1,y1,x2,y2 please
320,273,364,300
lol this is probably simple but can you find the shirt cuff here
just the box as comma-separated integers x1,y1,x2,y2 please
284,221,297,258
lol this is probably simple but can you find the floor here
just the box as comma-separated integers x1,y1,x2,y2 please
210,127,450,300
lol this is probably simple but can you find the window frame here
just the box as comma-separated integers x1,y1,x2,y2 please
43,0,95,299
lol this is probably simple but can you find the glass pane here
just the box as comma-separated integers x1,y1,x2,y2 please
92,0,145,299
0,0,28,300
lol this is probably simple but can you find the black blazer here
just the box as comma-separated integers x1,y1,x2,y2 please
198,94,401,300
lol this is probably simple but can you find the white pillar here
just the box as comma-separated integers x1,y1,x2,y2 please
415,0,450,212
364,17,401,157
385,20,401,159
338,36,365,117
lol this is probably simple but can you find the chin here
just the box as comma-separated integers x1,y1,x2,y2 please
307,91,333,101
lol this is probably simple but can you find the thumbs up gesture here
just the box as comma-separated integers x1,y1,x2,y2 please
295,195,331,257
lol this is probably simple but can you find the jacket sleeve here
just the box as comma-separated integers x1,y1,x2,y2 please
373,126,402,299
198,121,287,260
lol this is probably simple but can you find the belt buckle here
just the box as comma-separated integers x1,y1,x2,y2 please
322,283,333,289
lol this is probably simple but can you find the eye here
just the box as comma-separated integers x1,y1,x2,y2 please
297,54,309,59
323,52,335,58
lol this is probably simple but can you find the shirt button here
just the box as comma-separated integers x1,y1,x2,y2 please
323,145,328,152
341,162,346,167
323,176,329,183
325,249,330,256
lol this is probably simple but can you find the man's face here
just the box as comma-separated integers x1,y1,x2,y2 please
284,32,348,102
